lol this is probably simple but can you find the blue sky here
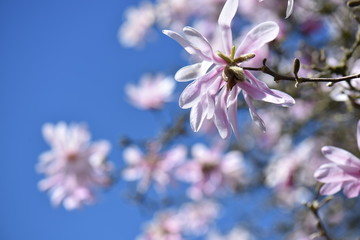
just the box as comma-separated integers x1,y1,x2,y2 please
0,0,183,239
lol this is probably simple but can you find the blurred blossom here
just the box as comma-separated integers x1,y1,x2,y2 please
266,137,324,205
118,2,156,47
122,142,187,193
138,210,184,240
207,227,254,240
314,121,360,198
125,74,176,110
176,142,246,199
289,99,315,122
178,200,220,235
37,122,112,210
163,0,294,139
330,60,360,106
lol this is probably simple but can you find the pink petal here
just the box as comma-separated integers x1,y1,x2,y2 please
175,62,212,82
179,68,221,109
183,26,220,62
245,71,295,106
343,181,360,198
236,22,279,57
243,92,266,132
218,0,238,54
239,81,288,105
319,182,342,195
321,146,360,168
357,120,360,151
214,88,231,139
314,163,355,183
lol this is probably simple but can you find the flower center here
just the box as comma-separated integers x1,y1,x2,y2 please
217,46,255,90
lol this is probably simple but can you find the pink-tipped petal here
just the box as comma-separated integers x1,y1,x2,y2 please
236,22,279,57
321,146,360,168
239,81,287,105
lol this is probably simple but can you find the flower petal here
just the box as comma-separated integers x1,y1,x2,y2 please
243,91,266,132
285,0,294,19
319,182,342,196
239,81,288,105
321,146,360,168
162,29,197,55
227,86,241,140
218,0,238,54
214,88,231,139
314,163,356,183
175,62,212,82
190,100,208,132
183,26,221,62
343,181,360,198
179,68,221,109
236,22,279,57
357,120,360,151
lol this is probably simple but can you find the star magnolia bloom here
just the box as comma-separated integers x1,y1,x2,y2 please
138,211,184,240
37,122,112,210
314,121,360,198
126,74,176,110
163,0,295,139
176,142,246,199
122,143,187,193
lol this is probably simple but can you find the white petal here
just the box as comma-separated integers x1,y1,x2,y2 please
175,61,212,82
285,0,294,19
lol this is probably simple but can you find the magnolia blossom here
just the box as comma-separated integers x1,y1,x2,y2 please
330,60,360,106
122,143,187,193
126,74,176,110
314,121,360,198
207,227,254,240
163,0,295,139
137,211,184,240
178,200,220,235
176,142,246,199
266,137,324,206
37,122,112,210
118,2,156,47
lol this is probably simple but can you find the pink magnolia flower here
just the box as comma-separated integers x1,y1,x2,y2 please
314,121,360,198
138,210,184,240
178,200,220,235
207,227,254,240
37,122,112,210
118,2,156,48
176,142,246,199
125,74,176,110
163,0,295,139
122,143,187,193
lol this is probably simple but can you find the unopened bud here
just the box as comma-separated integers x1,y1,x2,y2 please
348,0,360,7
293,58,301,75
